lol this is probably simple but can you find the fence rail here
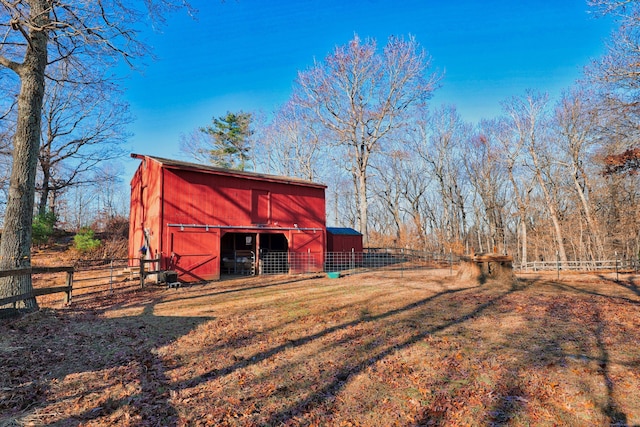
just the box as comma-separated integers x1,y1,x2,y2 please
71,258,145,301
516,259,639,272
0,266,74,307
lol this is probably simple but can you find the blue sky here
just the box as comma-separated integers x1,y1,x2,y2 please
121,0,614,177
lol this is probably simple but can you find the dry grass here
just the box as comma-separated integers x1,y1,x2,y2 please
1,269,639,426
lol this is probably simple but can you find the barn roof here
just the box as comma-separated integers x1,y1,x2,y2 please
326,227,362,236
132,154,327,189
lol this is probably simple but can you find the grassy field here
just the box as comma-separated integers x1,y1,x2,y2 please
1,268,639,426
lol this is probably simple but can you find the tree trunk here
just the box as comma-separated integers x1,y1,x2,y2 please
506,165,528,266
520,216,528,267
0,0,49,310
530,150,568,264
357,168,369,247
571,169,605,260
38,164,51,216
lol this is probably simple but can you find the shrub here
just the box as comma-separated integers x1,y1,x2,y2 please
74,227,102,253
32,211,57,246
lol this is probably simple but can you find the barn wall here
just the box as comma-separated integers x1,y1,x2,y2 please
326,232,364,253
289,229,325,274
161,168,325,229
129,159,163,265
156,166,326,281
128,166,143,261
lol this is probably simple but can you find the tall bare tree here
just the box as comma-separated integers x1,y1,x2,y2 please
259,100,323,180
490,114,534,265
370,150,410,244
589,0,640,103
411,105,469,250
0,1,191,310
587,0,640,173
552,88,606,260
37,64,130,217
466,123,509,254
503,91,569,263
291,34,440,245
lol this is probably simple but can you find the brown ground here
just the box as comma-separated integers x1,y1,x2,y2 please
1,267,639,426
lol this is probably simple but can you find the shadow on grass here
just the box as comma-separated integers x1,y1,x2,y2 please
158,274,324,306
178,283,482,390
0,292,213,426
593,308,629,427
161,276,518,425
482,277,636,427
267,281,518,426
548,279,640,306
598,273,640,297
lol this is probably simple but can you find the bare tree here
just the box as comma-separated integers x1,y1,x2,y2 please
491,115,534,265
0,1,191,310
37,63,130,217
411,105,470,251
258,100,323,180
398,157,434,252
370,150,410,244
588,0,640,103
291,34,440,245
552,88,606,260
465,124,509,255
503,91,569,264
587,0,640,175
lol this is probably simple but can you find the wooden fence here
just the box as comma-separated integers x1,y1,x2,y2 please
68,257,160,302
0,266,74,308
515,259,639,273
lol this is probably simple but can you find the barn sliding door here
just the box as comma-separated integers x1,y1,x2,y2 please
170,229,220,281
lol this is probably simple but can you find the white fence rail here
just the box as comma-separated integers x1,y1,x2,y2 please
516,259,639,272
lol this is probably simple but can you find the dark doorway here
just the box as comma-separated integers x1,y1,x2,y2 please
259,233,289,274
220,232,256,275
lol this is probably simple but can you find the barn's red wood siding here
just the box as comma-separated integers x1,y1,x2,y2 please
129,154,327,281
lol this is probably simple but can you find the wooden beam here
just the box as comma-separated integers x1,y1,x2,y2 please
0,266,74,278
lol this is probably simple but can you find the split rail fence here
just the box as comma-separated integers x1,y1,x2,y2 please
0,266,74,309
0,256,168,311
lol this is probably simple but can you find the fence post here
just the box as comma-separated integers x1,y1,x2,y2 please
615,251,619,281
109,259,114,294
64,270,73,305
351,248,355,271
139,257,145,289
556,251,560,280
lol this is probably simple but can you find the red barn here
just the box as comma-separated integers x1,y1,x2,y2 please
129,154,327,281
